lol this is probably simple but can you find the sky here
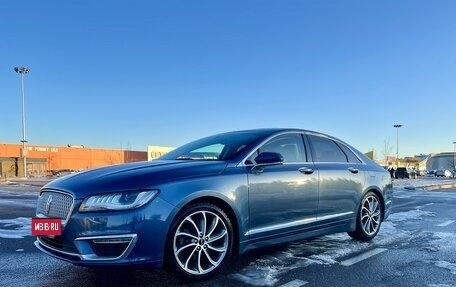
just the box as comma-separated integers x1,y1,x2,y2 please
1,0,455,159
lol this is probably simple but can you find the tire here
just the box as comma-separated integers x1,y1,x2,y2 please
165,202,233,280
348,191,383,242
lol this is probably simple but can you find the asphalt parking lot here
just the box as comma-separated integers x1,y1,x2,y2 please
1,177,456,286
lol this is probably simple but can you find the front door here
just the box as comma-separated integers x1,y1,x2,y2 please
247,133,319,238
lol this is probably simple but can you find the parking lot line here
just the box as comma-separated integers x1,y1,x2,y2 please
339,248,387,266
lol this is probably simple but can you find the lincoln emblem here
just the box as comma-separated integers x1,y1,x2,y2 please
45,195,53,215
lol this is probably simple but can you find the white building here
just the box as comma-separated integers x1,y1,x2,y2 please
147,146,174,161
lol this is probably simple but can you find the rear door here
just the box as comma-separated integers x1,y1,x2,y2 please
306,134,365,222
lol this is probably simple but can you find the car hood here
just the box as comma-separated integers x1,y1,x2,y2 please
42,160,228,199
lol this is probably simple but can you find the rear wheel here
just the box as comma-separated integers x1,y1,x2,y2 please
348,192,382,241
166,202,233,280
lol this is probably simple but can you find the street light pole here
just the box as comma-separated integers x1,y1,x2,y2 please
14,66,30,178
393,124,402,167
453,141,456,177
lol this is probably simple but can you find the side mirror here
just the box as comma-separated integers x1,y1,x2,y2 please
254,152,284,165
249,152,283,174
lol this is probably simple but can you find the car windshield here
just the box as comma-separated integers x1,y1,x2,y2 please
159,132,263,161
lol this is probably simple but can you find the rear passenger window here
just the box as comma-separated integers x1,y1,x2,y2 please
337,143,362,163
308,135,347,163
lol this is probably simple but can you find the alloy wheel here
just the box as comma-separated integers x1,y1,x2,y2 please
360,195,381,236
173,210,229,275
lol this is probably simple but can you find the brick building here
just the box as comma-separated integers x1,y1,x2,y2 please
0,143,147,178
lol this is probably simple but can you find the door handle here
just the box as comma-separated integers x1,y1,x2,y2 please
348,167,359,174
299,167,314,174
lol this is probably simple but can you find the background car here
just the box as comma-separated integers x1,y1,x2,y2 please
426,170,436,176
435,169,452,177
35,128,393,280
395,167,409,179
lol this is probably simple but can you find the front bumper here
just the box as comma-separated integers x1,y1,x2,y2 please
36,233,137,260
34,196,176,268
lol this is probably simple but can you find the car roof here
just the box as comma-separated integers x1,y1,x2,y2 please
219,128,326,137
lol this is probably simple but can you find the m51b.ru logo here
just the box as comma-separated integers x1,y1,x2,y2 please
31,218,62,236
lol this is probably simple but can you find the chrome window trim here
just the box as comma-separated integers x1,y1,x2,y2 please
305,132,366,165
336,142,365,164
239,131,309,167
312,161,360,165
238,131,367,167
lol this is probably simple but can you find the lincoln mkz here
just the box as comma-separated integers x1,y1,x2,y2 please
35,128,393,279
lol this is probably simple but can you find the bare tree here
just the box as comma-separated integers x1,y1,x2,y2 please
381,138,393,164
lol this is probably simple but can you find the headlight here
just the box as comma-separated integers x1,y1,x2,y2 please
79,190,159,212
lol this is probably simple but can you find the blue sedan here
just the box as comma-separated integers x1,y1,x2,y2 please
35,128,393,279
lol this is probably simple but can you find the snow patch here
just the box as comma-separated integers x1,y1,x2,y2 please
0,189,39,197
0,199,37,209
229,266,279,286
428,232,456,253
0,217,31,238
230,207,437,286
427,260,456,275
230,230,398,286
388,209,435,222
393,178,456,189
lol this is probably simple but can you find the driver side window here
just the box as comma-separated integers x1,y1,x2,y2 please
249,133,306,164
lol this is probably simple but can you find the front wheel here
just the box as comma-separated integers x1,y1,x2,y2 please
165,202,233,280
348,191,383,241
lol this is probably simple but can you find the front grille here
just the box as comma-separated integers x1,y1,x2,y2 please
36,191,74,221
